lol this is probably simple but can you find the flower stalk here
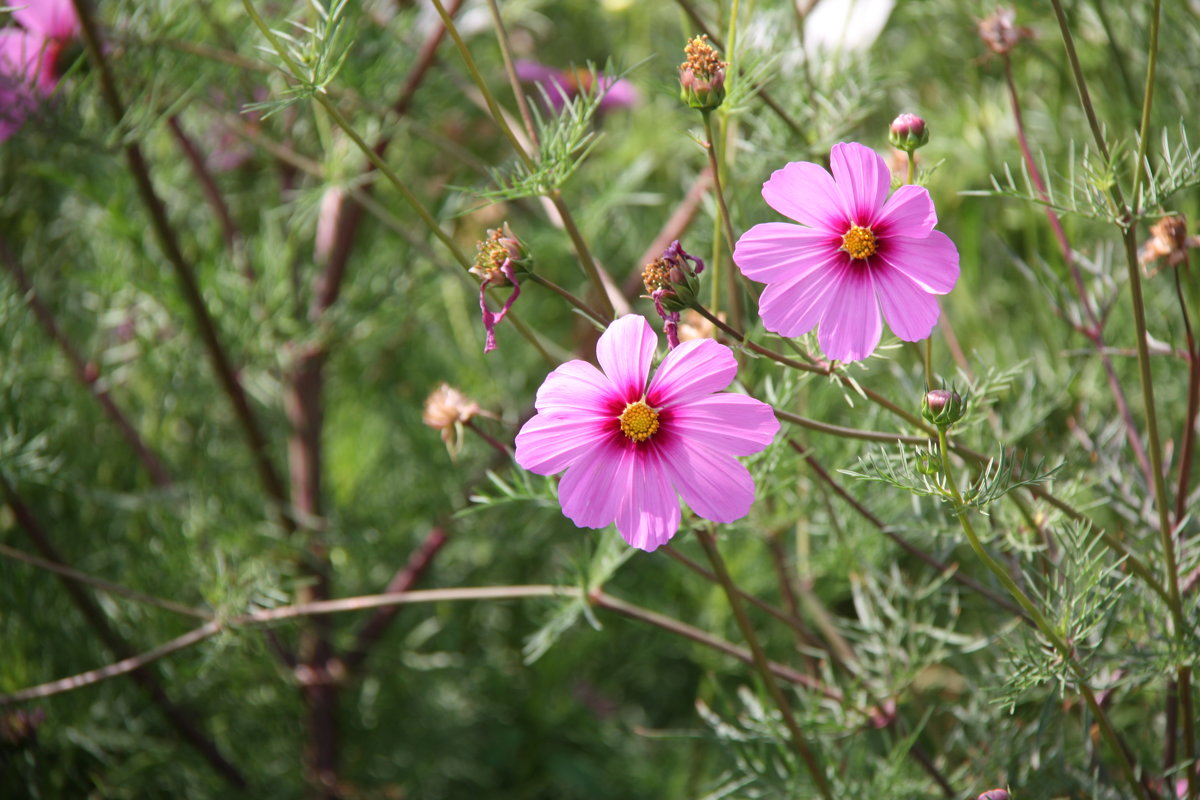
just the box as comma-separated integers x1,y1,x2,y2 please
695,527,834,800
935,428,1151,800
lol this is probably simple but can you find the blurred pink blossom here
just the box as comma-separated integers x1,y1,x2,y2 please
514,59,638,113
0,0,79,141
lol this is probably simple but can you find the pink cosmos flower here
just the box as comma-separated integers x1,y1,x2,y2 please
733,142,960,363
514,59,639,113
0,0,80,141
514,315,779,552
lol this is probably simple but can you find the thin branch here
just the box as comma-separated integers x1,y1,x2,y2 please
165,115,254,281
341,527,449,675
0,241,174,488
71,0,291,523
0,477,247,788
0,543,211,620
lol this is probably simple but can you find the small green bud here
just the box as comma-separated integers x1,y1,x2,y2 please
888,113,929,153
679,35,727,112
922,388,966,428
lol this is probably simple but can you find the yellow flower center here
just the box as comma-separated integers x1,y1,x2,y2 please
619,400,660,442
841,225,877,260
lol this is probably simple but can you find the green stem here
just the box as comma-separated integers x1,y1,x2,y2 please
241,0,471,272
936,429,1150,800
695,528,834,800
427,0,614,320
701,111,742,330
1131,0,1161,210
525,272,605,326
1050,0,1185,639
484,0,539,148
690,309,1167,603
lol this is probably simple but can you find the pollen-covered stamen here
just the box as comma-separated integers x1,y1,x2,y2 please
841,225,878,260
619,400,660,442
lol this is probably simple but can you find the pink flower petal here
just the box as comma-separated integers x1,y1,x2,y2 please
874,263,942,341
534,360,621,418
734,222,839,283
761,160,845,232
515,415,615,475
756,252,847,338
660,437,756,524
558,438,634,530
830,142,890,225
872,183,936,238
666,394,779,456
14,0,79,40
646,338,736,408
817,262,882,362
597,76,639,110
615,450,680,551
596,314,656,401
877,230,960,294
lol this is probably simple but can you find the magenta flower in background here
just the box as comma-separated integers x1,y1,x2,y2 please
514,59,639,113
515,315,778,552
0,0,80,141
733,142,960,363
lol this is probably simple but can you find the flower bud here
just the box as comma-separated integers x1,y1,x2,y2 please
679,35,727,112
888,113,929,153
976,791,1011,800
922,388,966,428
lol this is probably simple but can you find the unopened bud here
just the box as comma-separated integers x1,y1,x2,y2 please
679,35,727,112
922,388,966,428
888,113,929,153
977,791,1011,800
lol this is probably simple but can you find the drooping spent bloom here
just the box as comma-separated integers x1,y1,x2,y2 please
470,224,530,353
678,35,726,112
515,315,779,552
733,142,960,363
0,0,80,141
423,382,482,458
642,240,705,349
977,7,1031,56
1139,214,1199,275
514,60,639,113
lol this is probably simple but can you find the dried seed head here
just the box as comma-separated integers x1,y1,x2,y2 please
1139,214,1199,273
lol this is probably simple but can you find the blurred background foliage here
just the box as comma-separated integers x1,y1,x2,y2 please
1,0,1199,797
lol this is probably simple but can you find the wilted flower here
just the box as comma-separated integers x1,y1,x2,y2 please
471,223,530,354
642,240,705,348
515,315,779,551
888,112,929,153
0,0,80,141
977,7,1031,56
514,59,639,113
733,142,960,363
423,383,481,458
679,35,726,112
1139,214,1199,274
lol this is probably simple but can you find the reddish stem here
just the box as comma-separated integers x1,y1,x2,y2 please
0,243,173,488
